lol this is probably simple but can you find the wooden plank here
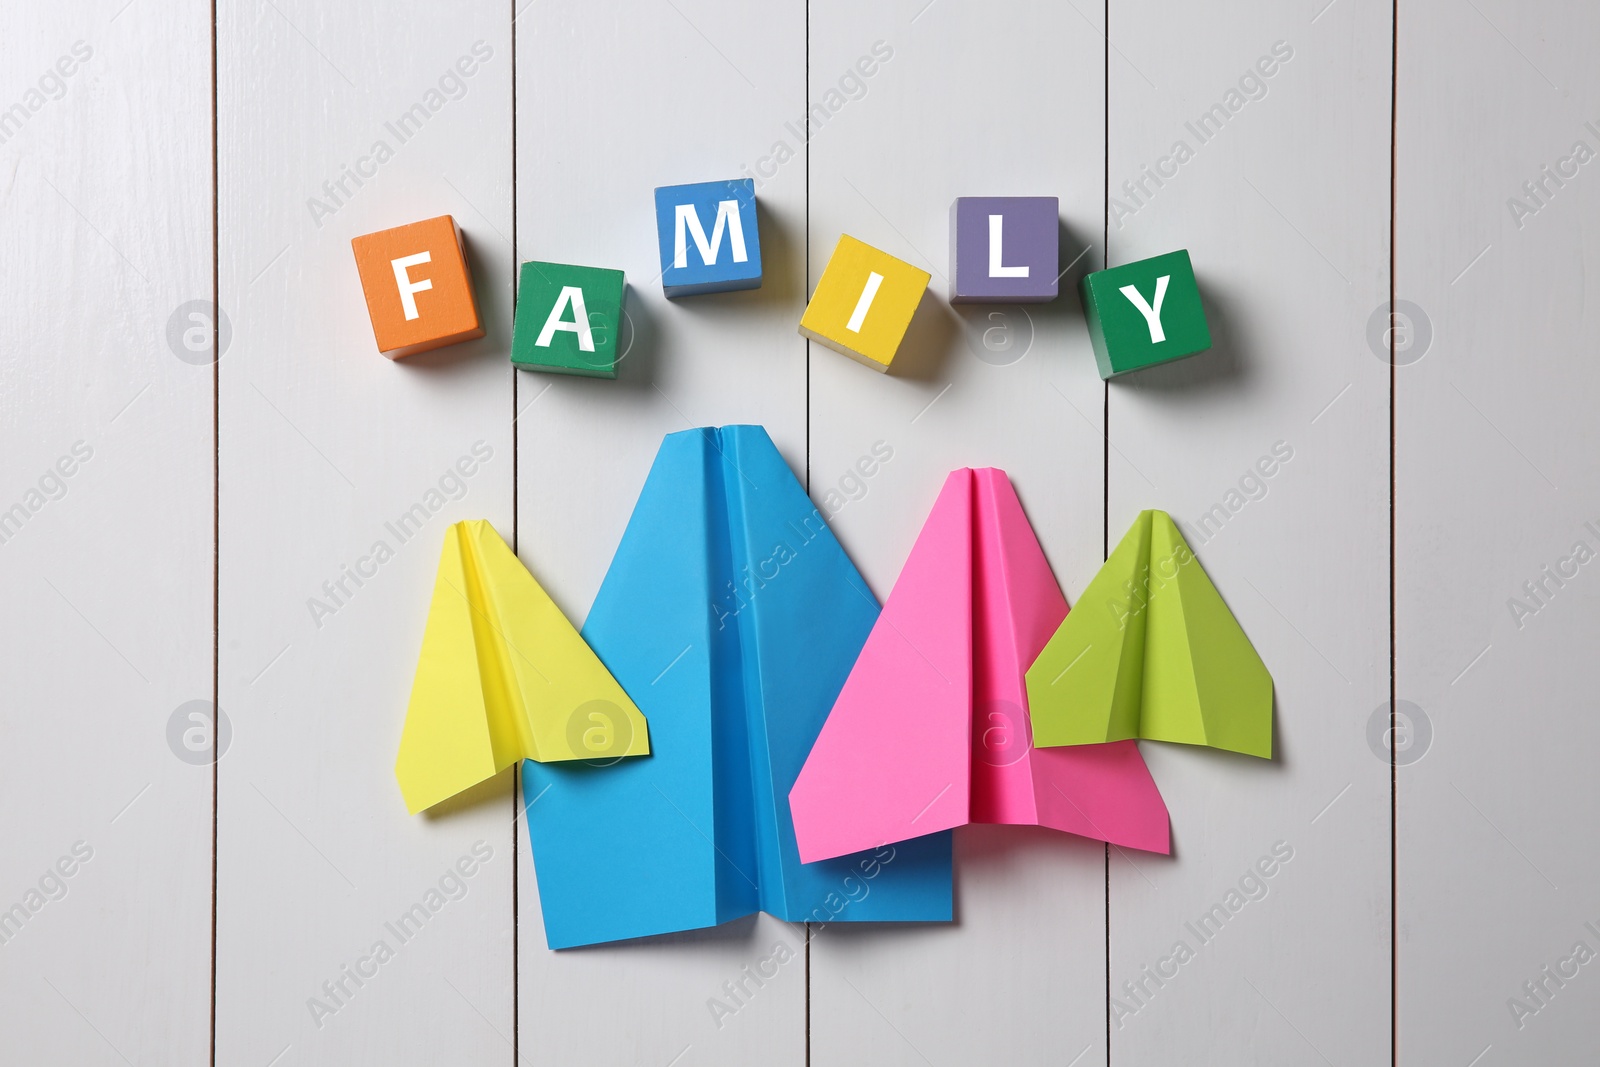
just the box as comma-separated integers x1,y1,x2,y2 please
0,6,212,1063
1105,3,1391,1064
514,1,808,1063
805,2,1112,1064
1396,1,1600,1061
215,4,515,1062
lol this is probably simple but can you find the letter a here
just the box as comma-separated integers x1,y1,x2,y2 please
535,286,595,351
1120,274,1171,343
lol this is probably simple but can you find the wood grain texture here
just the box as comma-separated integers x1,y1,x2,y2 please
19,0,1600,1063
1106,2,1392,1064
215,3,514,1063
806,2,1113,1064
514,1,809,1064
1396,1,1600,1062
0,4,212,1064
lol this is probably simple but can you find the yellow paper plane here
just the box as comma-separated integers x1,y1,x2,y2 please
396,519,650,814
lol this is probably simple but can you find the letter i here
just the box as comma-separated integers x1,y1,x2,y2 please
846,272,884,333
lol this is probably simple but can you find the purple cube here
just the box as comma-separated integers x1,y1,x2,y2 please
949,196,1059,304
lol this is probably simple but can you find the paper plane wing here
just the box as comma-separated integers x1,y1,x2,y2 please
396,521,501,815
1025,509,1152,747
1141,511,1273,757
789,469,973,863
395,520,647,816
463,520,648,764
723,428,953,922
523,431,739,948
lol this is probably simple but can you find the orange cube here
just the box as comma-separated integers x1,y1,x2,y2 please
351,215,485,358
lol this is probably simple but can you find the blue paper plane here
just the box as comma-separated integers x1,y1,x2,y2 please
523,425,953,948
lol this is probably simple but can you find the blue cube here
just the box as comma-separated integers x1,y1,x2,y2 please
653,179,763,297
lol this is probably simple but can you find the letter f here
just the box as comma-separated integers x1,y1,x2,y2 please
391,252,433,321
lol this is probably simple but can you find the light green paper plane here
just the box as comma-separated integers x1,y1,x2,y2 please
1026,510,1273,758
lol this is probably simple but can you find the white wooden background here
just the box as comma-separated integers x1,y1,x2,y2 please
1,0,1589,1063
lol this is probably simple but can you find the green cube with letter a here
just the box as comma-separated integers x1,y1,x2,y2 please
512,261,626,378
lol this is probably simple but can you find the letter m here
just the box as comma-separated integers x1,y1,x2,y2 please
675,200,748,268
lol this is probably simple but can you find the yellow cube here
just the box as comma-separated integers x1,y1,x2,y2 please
799,234,931,372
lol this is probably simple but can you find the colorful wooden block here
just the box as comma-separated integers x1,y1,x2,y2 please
511,261,626,378
654,179,762,297
350,214,485,359
949,196,1059,304
799,235,930,372
1079,249,1211,379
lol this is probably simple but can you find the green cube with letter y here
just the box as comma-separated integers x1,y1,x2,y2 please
1079,249,1211,379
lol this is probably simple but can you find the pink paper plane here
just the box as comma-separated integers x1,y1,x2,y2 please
789,468,1171,862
